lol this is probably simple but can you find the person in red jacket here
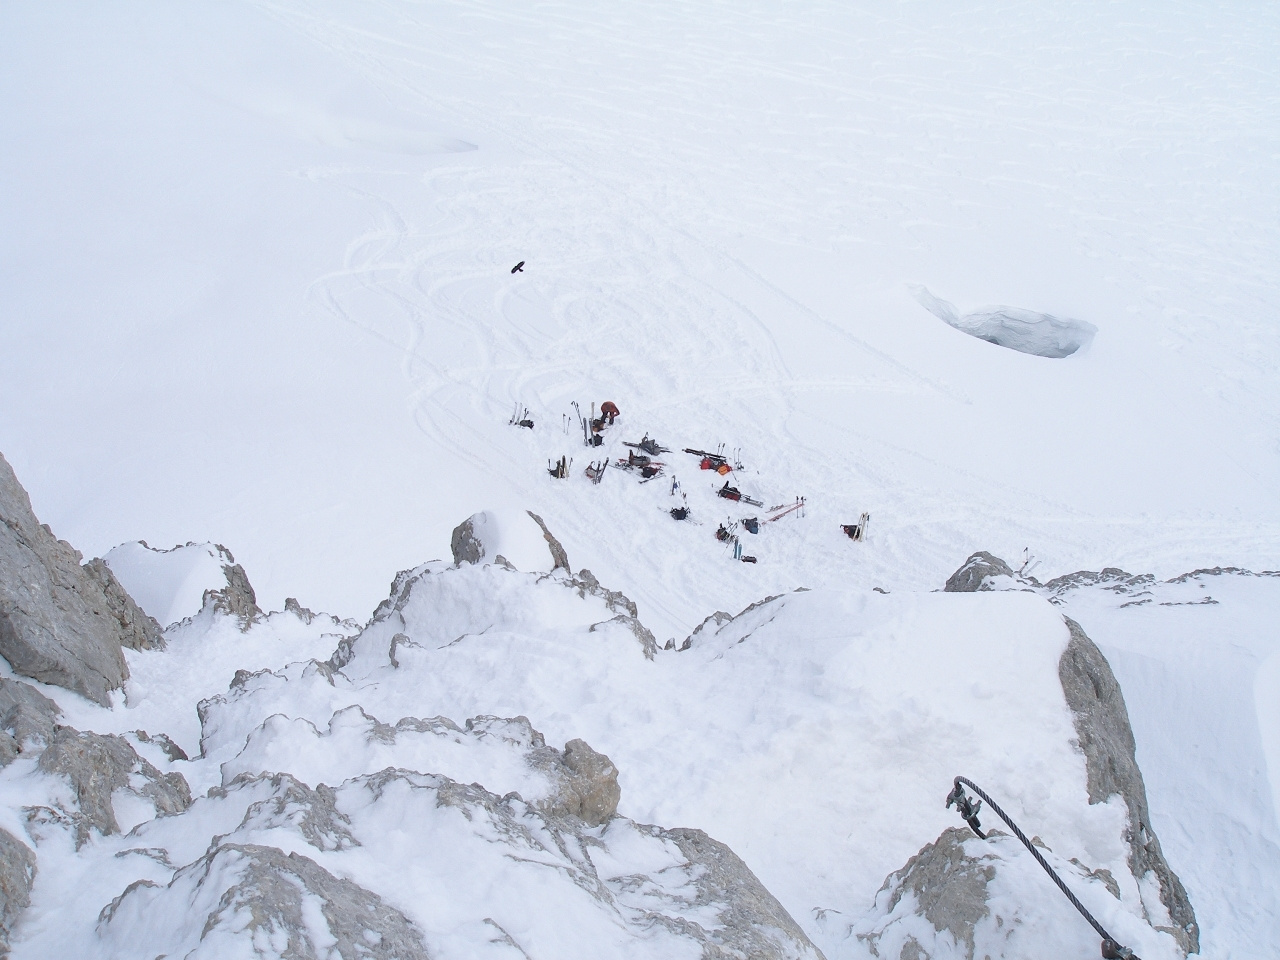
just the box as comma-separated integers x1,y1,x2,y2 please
600,400,620,425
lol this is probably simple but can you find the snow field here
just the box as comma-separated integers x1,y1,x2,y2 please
3,1,1278,623
1,1,1277,956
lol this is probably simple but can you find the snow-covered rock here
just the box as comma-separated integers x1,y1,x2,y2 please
1059,618,1197,953
186,556,1190,958
0,827,35,955
0,680,60,767
211,705,620,827
855,826,1149,960
953,556,1280,954
99,840,431,960
448,508,566,573
0,539,826,957
943,552,1018,594
103,541,263,631
939,554,1198,953
100,763,823,960
34,727,191,847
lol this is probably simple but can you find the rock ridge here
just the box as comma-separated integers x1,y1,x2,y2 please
0,452,161,705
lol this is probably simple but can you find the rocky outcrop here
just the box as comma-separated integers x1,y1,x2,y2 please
565,568,658,658
201,549,262,630
856,825,1178,960
450,512,488,565
943,552,1015,593
526,510,570,570
534,737,621,826
660,826,827,960
859,827,996,960
361,712,620,827
938,554,1198,952
0,678,61,766
81,558,164,651
1060,617,1198,953
100,699,826,959
134,729,189,763
679,610,735,650
214,773,358,852
100,843,431,960
0,452,162,705
283,596,316,623
0,828,36,957
35,726,192,846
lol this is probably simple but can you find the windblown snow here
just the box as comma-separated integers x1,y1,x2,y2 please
0,1,1277,958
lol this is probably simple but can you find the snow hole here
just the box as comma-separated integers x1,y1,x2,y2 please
910,285,1097,358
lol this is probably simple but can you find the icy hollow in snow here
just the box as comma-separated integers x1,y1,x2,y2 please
910,285,1097,359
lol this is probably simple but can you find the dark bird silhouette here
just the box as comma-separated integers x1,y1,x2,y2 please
511,261,525,273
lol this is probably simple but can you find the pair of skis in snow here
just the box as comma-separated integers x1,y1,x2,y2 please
547,455,570,479
571,401,605,447
509,404,533,429
765,497,805,524
842,512,870,542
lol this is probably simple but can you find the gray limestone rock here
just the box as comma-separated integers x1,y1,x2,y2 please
567,568,639,618
327,634,358,672
658,825,827,960
526,510,570,571
0,678,61,760
36,726,192,846
217,772,358,852
565,568,658,659
588,613,659,659
450,513,488,566
680,610,735,651
860,827,995,960
451,715,620,826
536,738,621,826
1059,617,1198,953
133,729,189,763
81,558,164,651
0,452,151,705
283,596,316,623
100,842,431,960
1042,567,1139,595
943,552,1015,593
201,548,262,630
0,827,36,957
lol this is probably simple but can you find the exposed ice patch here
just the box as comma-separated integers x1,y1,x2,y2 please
910,285,1097,359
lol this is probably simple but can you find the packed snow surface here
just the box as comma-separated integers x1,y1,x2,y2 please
2,0,1277,622
0,0,1278,957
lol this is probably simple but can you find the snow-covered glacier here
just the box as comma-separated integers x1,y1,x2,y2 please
2,0,1278,957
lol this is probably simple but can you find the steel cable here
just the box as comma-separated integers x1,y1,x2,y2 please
948,776,1139,960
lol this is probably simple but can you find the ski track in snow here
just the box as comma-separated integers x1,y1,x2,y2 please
263,0,1280,638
